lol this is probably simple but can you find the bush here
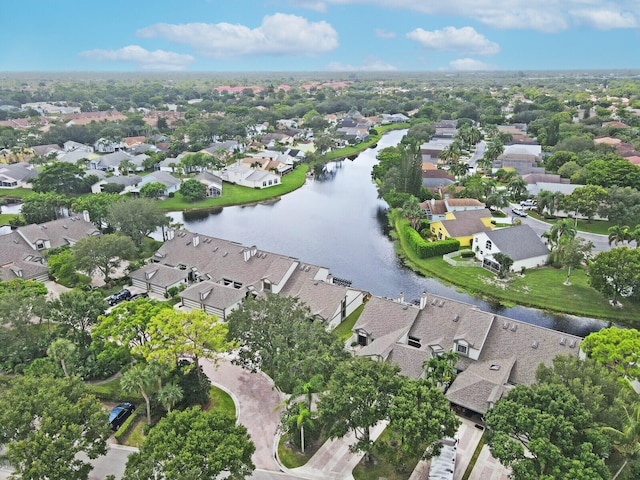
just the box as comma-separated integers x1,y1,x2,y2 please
114,411,139,443
402,224,460,258
460,250,475,258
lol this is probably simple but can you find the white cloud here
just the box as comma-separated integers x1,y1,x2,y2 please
302,0,640,32
137,14,339,58
375,28,396,39
327,58,397,71
287,0,327,12
447,58,497,71
78,45,194,71
406,26,499,55
570,9,638,29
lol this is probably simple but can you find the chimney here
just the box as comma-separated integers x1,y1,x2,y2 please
420,291,428,310
167,229,175,241
82,210,90,223
251,245,257,257
243,248,250,262
397,292,404,304
192,235,199,247
431,198,435,205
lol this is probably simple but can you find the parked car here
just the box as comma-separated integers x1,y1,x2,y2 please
512,206,528,217
107,288,131,306
129,292,149,301
520,199,537,209
109,402,135,431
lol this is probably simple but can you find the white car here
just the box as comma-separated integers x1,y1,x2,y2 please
520,199,537,209
512,206,527,217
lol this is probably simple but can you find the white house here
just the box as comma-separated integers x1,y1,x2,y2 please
218,161,281,189
472,224,549,273
138,171,181,196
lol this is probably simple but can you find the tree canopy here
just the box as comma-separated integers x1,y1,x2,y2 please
0,375,110,480
107,197,169,245
123,408,254,480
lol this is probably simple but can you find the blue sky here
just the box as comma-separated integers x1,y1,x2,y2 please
1,0,639,72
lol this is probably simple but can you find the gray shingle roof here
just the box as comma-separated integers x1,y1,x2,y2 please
17,215,100,249
484,225,549,261
180,280,246,310
129,263,187,288
0,232,48,281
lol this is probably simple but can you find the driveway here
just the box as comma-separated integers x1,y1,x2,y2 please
201,357,285,471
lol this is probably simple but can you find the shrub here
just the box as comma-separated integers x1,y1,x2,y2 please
114,411,139,443
402,224,460,258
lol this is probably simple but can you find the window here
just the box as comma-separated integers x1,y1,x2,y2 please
35,241,45,250
357,333,368,346
485,240,492,250
408,336,421,348
456,344,468,355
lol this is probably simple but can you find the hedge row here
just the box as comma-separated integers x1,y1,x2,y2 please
114,410,139,444
403,224,460,258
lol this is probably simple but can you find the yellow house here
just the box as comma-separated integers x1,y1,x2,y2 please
430,209,495,247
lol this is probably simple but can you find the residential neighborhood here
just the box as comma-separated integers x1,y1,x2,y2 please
1,71,640,480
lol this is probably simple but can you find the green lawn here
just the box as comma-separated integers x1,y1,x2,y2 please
157,165,308,211
278,434,326,469
0,213,18,225
393,214,640,325
0,187,34,199
207,385,236,417
323,123,409,161
333,303,365,342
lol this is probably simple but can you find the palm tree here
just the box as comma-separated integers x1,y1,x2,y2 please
507,177,528,201
484,139,505,162
401,196,425,230
631,224,640,248
486,191,510,212
424,351,459,391
121,364,156,424
449,162,470,178
157,383,183,413
602,404,640,480
292,401,314,454
438,144,460,165
543,218,577,251
608,225,631,246
47,338,76,377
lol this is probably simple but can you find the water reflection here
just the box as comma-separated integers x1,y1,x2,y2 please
164,129,607,337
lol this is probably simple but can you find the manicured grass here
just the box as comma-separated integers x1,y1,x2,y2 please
207,385,236,418
0,187,33,199
323,124,409,161
393,214,640,325
0,213,18,225
333,303,365,342
461,434,485,480
157,165,308,211
88,376,143,403
278,434,325,469
122,416,146,448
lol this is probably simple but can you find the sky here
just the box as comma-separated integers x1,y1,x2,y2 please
1,0,639,72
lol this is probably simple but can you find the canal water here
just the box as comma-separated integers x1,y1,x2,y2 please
168,129,607,337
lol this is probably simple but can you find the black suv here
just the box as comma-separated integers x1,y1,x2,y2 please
109,402,136,431
107,289,131,306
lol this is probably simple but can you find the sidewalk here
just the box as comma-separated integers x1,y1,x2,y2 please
286,421,388,480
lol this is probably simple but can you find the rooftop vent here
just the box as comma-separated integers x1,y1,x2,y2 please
490,364,501,371
559,337,567,346
502,322,509,329
222,252,228,257
569,339,577,348
438,300,445,307
531,340,539,349
432,298,438,306
453,314,459,322
511,323,518,332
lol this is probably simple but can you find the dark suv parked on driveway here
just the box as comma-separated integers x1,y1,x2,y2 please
107,289,131,306
109,402,136,431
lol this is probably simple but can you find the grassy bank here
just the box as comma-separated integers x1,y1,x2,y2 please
392,213,640,325
527,211,615,236
323,123,409,161
157,164,308,211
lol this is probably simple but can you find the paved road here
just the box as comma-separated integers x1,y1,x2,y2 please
468,140,486,169
508,205,610,253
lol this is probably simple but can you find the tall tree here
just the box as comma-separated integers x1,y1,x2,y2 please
608,225,632,246
423,351,459,390
71,193,120,229
47,289,107,345
137,309,234,381
92,299,171,352
47,337,76,377
107,197,169,246
31,161,89,194
562,185,609,223
581,327,640,381
589,247,640,306
486,383,610,480
157,383,184,414
21,192,70,224
602,404,640,480
120,363,156,424
179,178,207,202
123,408,254,480
226,294,349,393
72,233,136,284
0,376,110,480
318,356,401,458
557,236,594,285
388,377,459,458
